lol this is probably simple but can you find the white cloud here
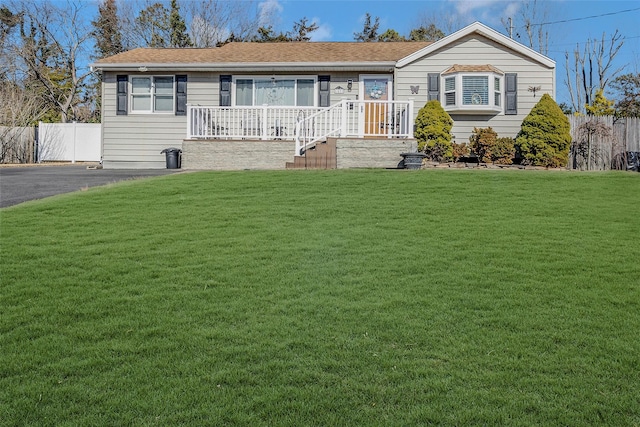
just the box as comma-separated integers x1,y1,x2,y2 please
449,0,505,16
503,2,521,19
309,17,332,41
258,0,284,26
446,0,521,28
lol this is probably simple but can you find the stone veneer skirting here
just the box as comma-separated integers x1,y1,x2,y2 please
182,139,295,170
182,138,417,170
336,138,415,169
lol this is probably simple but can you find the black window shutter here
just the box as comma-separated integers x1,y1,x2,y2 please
319,75,330,107
505,73,517,115
427,73,440,101
220,75,231,106
175,75,187,116
116,75,128,115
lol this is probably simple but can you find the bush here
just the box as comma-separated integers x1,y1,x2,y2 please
469,127,515,164
493,137,515,164
414,100,453,162
452,142,470,162
515,94,571,167
469,127,498,163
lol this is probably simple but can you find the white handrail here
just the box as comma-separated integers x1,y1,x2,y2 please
294,100,414,156
294,101,344,156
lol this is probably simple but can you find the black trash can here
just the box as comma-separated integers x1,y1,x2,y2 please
626,151,640,172
161,148,182,169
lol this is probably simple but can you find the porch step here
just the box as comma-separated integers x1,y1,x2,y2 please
286,138,337,169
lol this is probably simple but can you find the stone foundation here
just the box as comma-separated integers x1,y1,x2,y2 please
182,139,295,170
336,138,416,169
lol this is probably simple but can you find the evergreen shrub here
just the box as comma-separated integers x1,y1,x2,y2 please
515,94,572,167
414,100,454,162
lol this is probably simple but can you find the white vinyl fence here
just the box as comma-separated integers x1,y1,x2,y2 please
38,122,101,163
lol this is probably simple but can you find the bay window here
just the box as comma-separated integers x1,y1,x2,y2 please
440,69,505,114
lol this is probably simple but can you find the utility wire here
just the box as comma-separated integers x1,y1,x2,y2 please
528,6,640,27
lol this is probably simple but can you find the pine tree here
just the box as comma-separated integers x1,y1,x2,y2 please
290,17,318,41
169,0,192,48
353,13,380,42
91,0,123,59
136,3,170,48
409,24,444,41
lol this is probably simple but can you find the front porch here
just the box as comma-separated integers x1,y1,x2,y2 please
186,100,415,157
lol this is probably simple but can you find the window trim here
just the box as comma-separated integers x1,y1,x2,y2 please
129,75,176,114
231,75,318,107
441,72,503,114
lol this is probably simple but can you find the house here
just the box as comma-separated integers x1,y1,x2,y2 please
91,22,555,169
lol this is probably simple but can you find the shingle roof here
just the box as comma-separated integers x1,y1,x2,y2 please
94,41,432,65
442,64,504,74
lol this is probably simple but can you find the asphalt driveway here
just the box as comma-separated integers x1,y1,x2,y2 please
0,165,179,208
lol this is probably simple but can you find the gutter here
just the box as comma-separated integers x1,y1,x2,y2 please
90,62,398,73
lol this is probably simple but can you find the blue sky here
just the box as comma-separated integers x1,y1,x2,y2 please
260,0,640,105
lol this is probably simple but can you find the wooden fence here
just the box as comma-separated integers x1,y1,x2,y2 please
0,126,35,164
568,115,640,171
1,123,102,164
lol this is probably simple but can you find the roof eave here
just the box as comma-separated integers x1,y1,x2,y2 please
396,21,555,69
91,61,398,73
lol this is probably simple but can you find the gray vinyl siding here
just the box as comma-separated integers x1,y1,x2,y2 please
102,71,366,168
395,34,555,142
102,72,218,169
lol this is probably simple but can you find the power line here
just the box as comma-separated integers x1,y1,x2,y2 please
546,34,640,50
528,6,640,27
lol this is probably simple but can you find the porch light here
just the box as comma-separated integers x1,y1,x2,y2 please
347,79,353,91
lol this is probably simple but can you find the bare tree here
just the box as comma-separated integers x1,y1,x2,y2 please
501,0,551,55
0,82,47,162
565,31,624,115
184,0,267,47
5,0,95,123
413,10,463,36
118,0,169,49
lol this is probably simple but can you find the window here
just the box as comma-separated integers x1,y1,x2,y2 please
236,79,253,106
440,72,503,114
130,76,174,113
233,77,317,106
445,77,456,106
462,76,488,105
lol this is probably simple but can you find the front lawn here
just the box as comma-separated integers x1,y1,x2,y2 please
1,169,638,425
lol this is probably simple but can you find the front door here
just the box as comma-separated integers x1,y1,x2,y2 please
360,75,392,137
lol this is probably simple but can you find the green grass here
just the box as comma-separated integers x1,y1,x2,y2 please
1,169,639,426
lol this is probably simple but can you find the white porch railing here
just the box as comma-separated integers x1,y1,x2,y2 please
187,100,414,156
295,100,414,155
